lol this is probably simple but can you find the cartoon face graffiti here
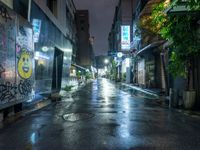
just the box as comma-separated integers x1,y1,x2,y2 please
17,51,33,79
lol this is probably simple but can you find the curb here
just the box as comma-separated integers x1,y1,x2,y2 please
174,109,200,119
0,99,51,127
22,99,51,116
121,83,160,98
121,83,200,119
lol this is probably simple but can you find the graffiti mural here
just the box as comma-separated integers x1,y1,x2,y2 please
0,82,17,104
0,24,6,50
17,50,33,79
0,80,33,103
16,26,34,81
18,80,32,96
0,9,34,109
0,64,5,78
0,2,16,107
16,24,34,102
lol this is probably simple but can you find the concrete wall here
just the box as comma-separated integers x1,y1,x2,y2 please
33,0,67,37
121,0,133,24
0,2,35,110
76,10,91,67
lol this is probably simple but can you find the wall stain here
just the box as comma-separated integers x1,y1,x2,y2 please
0,4,12,22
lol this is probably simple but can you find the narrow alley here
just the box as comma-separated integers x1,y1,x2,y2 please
0,79,200,150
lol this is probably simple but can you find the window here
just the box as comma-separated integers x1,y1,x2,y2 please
80,20,85,24
47,0,57,17
13,0,28,19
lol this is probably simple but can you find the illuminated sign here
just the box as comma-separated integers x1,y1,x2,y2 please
32,19,41,43
35,51,50,60
121,25,130,50
117,52,123,58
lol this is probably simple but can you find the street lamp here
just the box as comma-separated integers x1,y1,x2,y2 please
117,52,123,58
104,59,109,64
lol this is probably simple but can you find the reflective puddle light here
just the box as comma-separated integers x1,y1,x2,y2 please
30,132,36,144
125,58,130,68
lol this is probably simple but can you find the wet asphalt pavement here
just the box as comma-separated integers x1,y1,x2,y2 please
0,78,200,150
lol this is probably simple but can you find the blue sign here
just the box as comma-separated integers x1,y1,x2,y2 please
32,19,41,43
121,25,130,50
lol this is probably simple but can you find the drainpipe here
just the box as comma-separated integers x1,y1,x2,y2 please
161,51,169,95
28,0,32,22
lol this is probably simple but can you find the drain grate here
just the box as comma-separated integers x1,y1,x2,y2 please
63,113,94,122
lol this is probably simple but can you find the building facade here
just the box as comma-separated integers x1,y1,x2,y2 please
0,0,76,117
108,0,166,87
0,0,35,113
75,10,94,69
108,0,134,82
132,0,166,91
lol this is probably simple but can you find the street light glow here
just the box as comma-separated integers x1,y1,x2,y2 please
117,52,123,58
104,59,109,64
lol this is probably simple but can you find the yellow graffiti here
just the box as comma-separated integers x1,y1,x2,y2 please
17,51,32,79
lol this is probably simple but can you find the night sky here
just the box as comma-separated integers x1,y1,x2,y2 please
73,0,118,56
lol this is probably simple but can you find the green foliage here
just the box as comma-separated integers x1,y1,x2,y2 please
151,0,200,78
122,73,126,81
76,71,82,79
168,52,186,77
85,71,92,80
177,0,200,10
64,85,74,91
110,59,118,81
151,2,168,34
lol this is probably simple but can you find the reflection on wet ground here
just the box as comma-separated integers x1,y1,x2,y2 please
63,113,95,122
0,78,200,150
116,84,159,100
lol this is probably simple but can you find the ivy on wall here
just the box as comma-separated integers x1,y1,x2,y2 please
151,0,200,89
139,0,200,89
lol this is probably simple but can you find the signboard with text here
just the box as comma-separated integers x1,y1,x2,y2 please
121,25,130,50
32,19,41,43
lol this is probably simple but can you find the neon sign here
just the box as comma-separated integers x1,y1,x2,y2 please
121,25,130,50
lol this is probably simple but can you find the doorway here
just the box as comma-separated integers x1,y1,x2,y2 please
52,47,63,93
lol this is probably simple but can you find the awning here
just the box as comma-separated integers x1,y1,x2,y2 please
136,40,165,56
71,64,87,71
165,0,200,15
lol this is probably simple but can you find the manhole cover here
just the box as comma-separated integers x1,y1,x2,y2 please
63,113,94,122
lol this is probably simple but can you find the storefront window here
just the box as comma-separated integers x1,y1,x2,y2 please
31,2,72,94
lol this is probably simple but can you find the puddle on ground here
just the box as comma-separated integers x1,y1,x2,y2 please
63,113,94,122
